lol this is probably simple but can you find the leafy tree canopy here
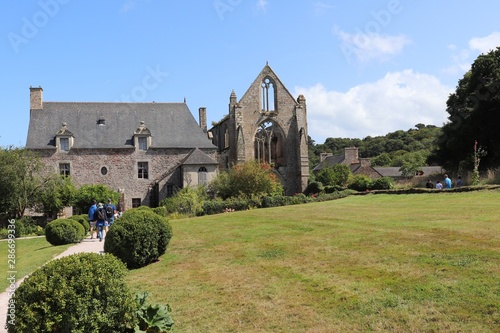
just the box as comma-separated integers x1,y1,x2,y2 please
310,124,441,169
431,47,500,171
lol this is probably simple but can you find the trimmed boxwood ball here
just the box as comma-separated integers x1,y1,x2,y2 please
7,253,137,333
104,209,173,269
45,218,85,246
68,214,90,234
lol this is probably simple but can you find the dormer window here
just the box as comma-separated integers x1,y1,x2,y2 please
138,137,148,151
55,122,74,153
60,138,70,152
134,121,152,151
97,116,106,126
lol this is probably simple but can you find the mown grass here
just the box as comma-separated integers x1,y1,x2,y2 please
0,237,72,291
126,190,500,333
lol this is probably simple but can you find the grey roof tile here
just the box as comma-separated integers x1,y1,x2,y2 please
182,148,218,165
26,102,216,149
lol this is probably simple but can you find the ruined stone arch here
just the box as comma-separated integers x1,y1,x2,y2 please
254,119,285,167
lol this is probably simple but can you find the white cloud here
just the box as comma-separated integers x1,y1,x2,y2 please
444,32,500,75
469,32,500,53
256,0,268,12
313,1,335,16
333,27,411,63
295,70,453,143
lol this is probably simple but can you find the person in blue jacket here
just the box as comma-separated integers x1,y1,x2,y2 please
87,200,97,239
444,174,452,189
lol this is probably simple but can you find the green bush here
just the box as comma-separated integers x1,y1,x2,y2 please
13,216,43,238
160,186,207,217
202,197,260,215
261,195,294,208
324,185,345,193
7,253,137,332
45,218,85,246
348,174,373,191
371,176,395,190
104,209,173,269
152,206,168,217
304,181,324,195
68,214,90,234
312,190,353,202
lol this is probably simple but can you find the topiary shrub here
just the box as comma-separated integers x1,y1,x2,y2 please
371,176,395,190
68,214,90,234
152,206,168,217
104,209,173,269
7,253,137,333
304,181,324,196
348,174,373,191
45,218,85,246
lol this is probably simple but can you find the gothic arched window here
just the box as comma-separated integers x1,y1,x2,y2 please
254,120,283,166
261,77,275,112
198,166,208,185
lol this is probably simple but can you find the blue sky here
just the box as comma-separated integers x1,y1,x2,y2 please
2,0,500,147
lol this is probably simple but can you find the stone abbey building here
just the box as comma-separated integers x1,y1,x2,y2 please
26,64,309,208
209,64,309,195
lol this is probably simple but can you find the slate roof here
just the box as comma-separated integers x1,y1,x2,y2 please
374,166,445,178
182,148,218,165
26,102,216,149
312,154,345,172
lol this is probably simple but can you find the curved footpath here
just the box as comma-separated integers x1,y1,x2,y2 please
0,235,106,332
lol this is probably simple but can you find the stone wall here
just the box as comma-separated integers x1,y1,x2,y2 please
38,147,217,209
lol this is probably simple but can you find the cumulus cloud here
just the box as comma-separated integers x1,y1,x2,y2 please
444,31,500,75
333,26,411,63
469,32,500,53
295,70,453,143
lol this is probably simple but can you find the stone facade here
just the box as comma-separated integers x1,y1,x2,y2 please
26,87,218,209
208,64,309,195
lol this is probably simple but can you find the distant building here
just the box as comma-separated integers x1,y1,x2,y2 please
313,147,444,179
208,64,309,195
26,86,218,209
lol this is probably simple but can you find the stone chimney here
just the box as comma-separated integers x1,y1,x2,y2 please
198,107,207,133
320,153,332,162
344,147,359,165
359,158,371,167
30,86,43,110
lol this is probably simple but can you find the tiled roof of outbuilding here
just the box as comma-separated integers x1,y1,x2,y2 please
26,102,216,149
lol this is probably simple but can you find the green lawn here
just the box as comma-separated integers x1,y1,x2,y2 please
0,237,72,291
126,190,500,333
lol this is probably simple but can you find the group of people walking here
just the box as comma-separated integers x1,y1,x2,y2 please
426,174,463,189
87,198,118,241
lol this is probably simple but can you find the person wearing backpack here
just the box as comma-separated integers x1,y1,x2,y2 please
95,203,107,241
88,200,97,239
104,198,116,232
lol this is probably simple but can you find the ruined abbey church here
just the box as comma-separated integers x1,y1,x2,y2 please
26,64,309,208
209,64,309,195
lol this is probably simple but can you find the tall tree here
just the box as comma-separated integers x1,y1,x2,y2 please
433,47,500,171
0,147,50,218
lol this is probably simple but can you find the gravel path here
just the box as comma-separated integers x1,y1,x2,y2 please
0,234,106,332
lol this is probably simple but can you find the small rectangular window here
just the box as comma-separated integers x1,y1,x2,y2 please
166,184,174,197
59,163,70,176
138,162,149,179
132,198,141,208
60,138,69,152
138,137,147,150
